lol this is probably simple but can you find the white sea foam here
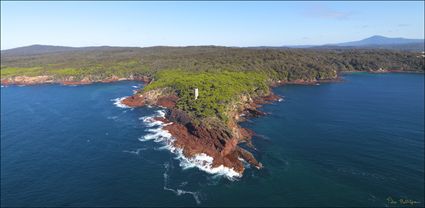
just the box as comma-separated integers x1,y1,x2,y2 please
132,85,139,88
238,157,250,168
179,181,188,187
111,96,131,108
163,163,201,205
139,129,172,142
139,116,163,127
139,110,173,143
139,109,242,180
176,148,241,180
123,148,147,155
157,110,166,117
177,151,241,180
107,116,118,120
278,98,283,102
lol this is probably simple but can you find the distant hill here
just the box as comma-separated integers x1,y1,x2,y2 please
327,35,424,51
333,35,423,46
282,36,424,51
1,45,78,56
312,42,424,51
0,44,137,56
2,36,424,57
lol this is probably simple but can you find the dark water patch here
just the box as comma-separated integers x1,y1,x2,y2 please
1,74,423,206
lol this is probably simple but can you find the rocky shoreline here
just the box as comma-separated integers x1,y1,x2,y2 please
121,88,281,176
1,73,339,177
1,73,331,177
0,75,151,86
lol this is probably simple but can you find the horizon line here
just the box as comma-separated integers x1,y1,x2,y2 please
2,35,425,51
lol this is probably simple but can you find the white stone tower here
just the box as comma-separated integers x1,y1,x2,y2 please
194,88,199,100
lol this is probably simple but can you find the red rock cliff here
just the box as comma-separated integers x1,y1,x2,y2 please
121,88,280,175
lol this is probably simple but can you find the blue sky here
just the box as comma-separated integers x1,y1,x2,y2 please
1,1,424,49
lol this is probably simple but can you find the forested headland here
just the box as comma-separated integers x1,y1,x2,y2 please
2,45,424,175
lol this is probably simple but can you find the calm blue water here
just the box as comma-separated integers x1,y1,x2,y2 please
1,73,424,207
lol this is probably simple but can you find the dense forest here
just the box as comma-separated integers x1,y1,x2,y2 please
1,46,424,82
143,70,269,121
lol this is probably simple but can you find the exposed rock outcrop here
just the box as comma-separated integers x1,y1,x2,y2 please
0,73,281,176
121,88,177,108
1,75,151,86
161,114,260,174
125,88,281,175
121,94,145,107
1,75,56,85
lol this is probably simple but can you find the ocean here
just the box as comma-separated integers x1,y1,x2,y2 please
1,73,424,207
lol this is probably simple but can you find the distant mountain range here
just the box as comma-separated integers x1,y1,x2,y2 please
1,35,424,57
333,35,423,46
0,45,142,56
252,35,423,51
291,35,424,51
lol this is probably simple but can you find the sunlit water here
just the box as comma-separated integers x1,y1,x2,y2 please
1,73,423,206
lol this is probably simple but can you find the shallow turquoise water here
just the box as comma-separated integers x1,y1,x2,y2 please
1,73,424,207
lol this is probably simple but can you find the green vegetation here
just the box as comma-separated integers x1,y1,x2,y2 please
1,64,148,80
2,46,423,82
144,70,268,121
0,67,45,77
1,46,423,122
0,67,82,78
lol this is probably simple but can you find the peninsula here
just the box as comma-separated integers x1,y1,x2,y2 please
1,45,424,176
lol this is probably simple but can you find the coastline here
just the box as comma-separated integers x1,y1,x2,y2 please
0,75,151,86
2,71,423,205
3,70,423,87
119,82,283,178
272,77,344,86
1,70,418,178
341,70,425,74
0,73,348,178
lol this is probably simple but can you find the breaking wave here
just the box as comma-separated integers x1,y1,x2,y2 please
177,151,241,179
111,96,131,108
139,109,241,180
